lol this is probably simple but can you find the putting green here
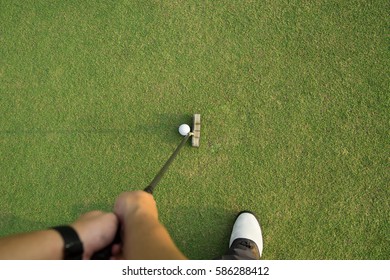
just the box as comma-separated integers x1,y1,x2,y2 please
0,0,388,259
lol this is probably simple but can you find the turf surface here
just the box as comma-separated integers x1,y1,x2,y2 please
0,0,388,259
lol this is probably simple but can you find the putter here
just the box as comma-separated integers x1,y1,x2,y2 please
91,114,201,259
144,114,201,194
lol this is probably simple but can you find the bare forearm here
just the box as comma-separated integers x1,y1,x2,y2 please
0,230,64,260
0,211,119,260
123,213,187,260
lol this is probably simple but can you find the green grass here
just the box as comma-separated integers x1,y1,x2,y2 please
0,0,388,259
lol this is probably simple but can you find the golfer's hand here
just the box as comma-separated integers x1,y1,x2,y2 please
112,191,159,259
71,211,118,260
113,191,186,260
114,191,158,224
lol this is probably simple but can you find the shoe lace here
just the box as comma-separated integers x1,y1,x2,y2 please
239,240,253,249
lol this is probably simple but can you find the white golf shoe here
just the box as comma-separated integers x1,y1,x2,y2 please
228,211,263,259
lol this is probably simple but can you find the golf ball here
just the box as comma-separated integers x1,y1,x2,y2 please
178,124,191,136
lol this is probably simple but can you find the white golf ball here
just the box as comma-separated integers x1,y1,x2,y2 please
178,124,191,136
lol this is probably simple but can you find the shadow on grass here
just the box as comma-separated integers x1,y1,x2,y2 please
0,113,194,141
0,215,48,237
160,204,239,260
155,113,193,137
70,201,114,215
0,201,115,238
140,112,195,148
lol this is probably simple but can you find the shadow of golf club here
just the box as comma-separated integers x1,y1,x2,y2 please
0,113,193,138
140,113,194,147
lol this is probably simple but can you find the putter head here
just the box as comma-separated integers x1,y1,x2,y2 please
192,114,201,147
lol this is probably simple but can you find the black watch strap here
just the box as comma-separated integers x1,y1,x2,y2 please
52,225,84,260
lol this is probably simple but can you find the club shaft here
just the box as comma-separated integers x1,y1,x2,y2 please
144,133,191,194
92,134,191,259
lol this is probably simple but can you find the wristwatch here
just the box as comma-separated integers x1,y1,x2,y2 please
52,225,84,260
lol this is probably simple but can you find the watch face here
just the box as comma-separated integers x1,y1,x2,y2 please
65,240,80,249
65,240,83,259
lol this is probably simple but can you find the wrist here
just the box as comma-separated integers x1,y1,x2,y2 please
123,209,160,238
51,225,84,260
125,204,158,224
115,191,158,223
